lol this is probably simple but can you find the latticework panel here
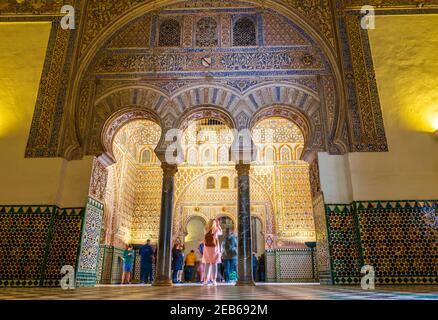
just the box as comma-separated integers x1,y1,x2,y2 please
131,168,162,243
278,251,314,280
262,12,308,46
108,15,152,48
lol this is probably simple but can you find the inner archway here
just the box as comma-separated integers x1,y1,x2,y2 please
103,119,162,248
184,216,206,256
250,116,318,282
93,118,163,284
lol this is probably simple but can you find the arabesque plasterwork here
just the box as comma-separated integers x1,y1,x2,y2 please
18,0,438,159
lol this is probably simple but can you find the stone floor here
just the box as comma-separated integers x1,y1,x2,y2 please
0,284,437,300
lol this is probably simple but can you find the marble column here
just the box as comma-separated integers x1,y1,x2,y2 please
153,163,178,287
235,163,255,286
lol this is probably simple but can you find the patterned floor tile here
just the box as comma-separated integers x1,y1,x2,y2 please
0,284,437,300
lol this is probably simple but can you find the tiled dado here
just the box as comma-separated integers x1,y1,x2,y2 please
0,206,85,287
266,249,318,283
96,245,127,285
326,201,438,285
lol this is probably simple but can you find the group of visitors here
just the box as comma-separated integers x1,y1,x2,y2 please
121,240,156,285
252,252,266,282
172,219,239,285
121,218,266,285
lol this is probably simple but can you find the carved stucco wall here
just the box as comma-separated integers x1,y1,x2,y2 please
22,0,353,160
102,120,162,246
75,3,343,161
5,1,436,163
173,164,316,248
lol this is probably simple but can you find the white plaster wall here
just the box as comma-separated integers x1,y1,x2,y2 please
348,15,438,201
318,153,353,204
0,23,93,207
319,15,438,203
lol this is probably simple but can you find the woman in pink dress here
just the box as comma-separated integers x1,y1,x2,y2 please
202,219,223,286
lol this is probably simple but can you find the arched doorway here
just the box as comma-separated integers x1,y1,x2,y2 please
92,117,163,284
184,216,206,256
250,115,318,282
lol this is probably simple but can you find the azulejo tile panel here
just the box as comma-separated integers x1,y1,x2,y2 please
266,248,318,283
356,201,438,285
326,204,362,285
42,208,85,287
326,201,438,285
0,206,85,287
76,198,104,287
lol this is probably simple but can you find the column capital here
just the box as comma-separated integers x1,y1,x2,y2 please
236,163,251,176
161,163,178,177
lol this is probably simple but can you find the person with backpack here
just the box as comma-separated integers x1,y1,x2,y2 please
221,228,238,283
202,219,223,286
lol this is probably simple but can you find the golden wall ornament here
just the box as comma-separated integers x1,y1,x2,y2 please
20,0,438,159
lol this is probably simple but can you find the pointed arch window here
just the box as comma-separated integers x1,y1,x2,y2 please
295,145,304,160
206,177,216,190
280,146,292,162
203,148,214,163
141,149,152,163
264,146,276,164
187,148,198,165
221,177,230,189
218,147,229,164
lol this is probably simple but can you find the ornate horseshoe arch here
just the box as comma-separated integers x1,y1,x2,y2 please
65,0,348,160
99,107,162,166
250,105,316,158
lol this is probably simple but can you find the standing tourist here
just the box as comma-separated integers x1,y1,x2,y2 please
172,244,184,284
196,241,205,283
221,228,238,283
202,219,223,286
177,246,185,283
121,245,135,285
139,239,154,284
258,254,266,282
252,252,258,282
184,250,197,282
